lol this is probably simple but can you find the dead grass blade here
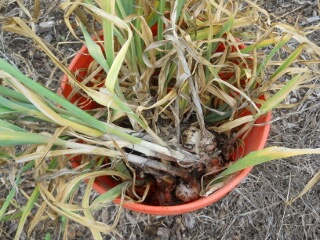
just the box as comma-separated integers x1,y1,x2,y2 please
83,179,103,240
59,0,83,39
27,202,47,237
32,0,40,21
214,78,261,113
288,169,320,204
58,171,130,203
274,22,320,55
244,0,271,25
38,182,116,234
211,115,254,133
14,0,36,30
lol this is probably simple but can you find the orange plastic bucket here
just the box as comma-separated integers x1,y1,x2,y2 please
61,43,271,216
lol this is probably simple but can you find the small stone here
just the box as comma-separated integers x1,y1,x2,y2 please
307,16,320,23
38,21,55,33
67,230,76,239
176,216,182,224
44,34,53,43
182,213,196,230
39,21,55,29
8,222,18,234
5,8,20,17
157,227,171,240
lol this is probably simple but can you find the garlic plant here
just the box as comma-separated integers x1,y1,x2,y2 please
1,0,320,238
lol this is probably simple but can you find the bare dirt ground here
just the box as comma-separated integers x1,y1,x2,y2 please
0,1,319,239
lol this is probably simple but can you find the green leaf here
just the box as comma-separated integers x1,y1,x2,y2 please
0,106,18,116
211,17,234,53
240,35,291,54
13,158,58,238
157,0,166,42
0,161,34,221
14,187,40,239
0,59,141,143
0,131,65,146
0,85,29,102
256,37,290,77
206,17,234,78
205,103,232,122
117,0,134,16
90,181,129,209
0,211,23,221
176,0,186,21
0,59,105,133
111,93,147,128
0,119,26,132
215,146,320,181
0,94,28,112
45,233,51,240
102,0,115,67
256,74,306,117
270,43,306,80
80,23,110,73
132,1,143,68
104,28,132,93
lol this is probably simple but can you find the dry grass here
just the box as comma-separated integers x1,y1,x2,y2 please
0,0,319,239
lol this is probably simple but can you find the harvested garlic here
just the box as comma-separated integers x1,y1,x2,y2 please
175,178,200,203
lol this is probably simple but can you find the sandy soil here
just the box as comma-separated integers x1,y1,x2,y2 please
0,1,319,239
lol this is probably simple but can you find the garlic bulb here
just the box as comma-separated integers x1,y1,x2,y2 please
175,178,200,203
